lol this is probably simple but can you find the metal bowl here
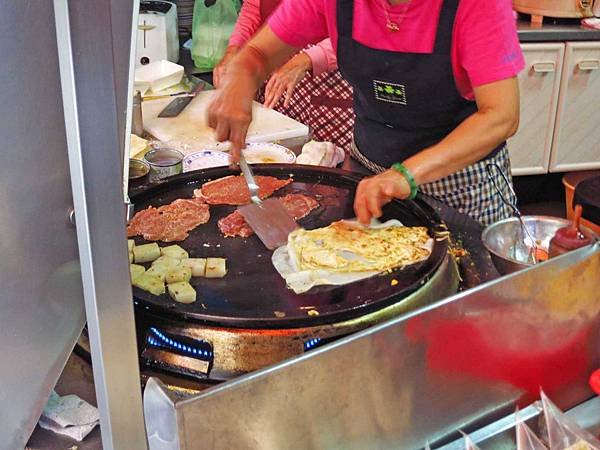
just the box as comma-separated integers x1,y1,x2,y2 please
482,215,597,275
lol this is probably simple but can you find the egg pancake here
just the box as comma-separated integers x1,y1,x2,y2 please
288,220,431,273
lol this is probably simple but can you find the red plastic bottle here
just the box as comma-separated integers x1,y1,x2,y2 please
590,369,600,395
548,205,592,258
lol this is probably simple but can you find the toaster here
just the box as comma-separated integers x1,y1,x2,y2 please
136,0,179,67
513,0,596,18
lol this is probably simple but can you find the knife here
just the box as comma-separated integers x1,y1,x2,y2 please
157,81,206,118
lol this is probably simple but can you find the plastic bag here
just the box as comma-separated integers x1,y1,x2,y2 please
296,140,345,167
541,391,600,450
191,0,241,72
516,416,547,450
463,433,482,450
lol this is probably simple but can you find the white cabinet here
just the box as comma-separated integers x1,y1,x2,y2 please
508,43,565,175
550,42,600,172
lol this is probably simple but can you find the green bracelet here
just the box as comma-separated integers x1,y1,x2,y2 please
391,163,418,200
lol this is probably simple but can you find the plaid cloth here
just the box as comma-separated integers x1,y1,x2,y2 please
350,142,516,226
259,70,355,151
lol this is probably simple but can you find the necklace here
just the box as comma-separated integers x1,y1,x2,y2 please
381,0,411,32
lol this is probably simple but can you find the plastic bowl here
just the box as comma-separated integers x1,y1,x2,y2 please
481,215,597,275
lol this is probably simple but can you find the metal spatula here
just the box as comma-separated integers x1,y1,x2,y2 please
238,154,298,250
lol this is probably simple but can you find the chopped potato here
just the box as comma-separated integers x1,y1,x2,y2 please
181,258,207,277
168,281,196,303
152,255,181,268
133,274,165,296
133,243,160,263
145,265,169,282
166,266,192,284
127,239,135,252
129,252,134,263
160,245,189,260
130,264,145,282
205,258,227,278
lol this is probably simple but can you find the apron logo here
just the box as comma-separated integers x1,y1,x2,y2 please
373,80,406,105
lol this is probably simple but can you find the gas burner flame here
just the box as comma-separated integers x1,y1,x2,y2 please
147,327,213,360
303,338,322,351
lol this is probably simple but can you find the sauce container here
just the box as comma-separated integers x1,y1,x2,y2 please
144,148,183,180
128,158,150,189
548,205,593,258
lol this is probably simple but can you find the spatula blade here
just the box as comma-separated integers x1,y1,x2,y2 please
238,198,298,250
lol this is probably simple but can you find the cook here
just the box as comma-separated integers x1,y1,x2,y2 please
208,0,524,226
213,0,355,150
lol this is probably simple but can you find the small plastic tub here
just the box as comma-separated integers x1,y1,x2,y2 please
144,148,183,180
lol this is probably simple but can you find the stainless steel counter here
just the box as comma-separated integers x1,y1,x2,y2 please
518,18,600,42
144,244,600,450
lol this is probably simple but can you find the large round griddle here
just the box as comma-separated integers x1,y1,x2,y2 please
129,165,448,328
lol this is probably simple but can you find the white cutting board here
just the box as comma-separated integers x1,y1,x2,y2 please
142,90,309,153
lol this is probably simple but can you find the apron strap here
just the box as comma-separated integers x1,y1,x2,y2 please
336,0,355,38
433,0,460,55
338,0,458,52
310,95,354,109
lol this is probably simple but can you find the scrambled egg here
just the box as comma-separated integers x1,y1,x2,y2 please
288,220,431,273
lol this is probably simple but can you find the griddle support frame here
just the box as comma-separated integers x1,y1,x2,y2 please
53,0,147,448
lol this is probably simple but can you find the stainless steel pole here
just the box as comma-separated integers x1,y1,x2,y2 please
53,0,148,448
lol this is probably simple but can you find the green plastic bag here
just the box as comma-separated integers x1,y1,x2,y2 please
192,0,241,72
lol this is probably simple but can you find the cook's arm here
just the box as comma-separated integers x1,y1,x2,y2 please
354,77,520,224
208,25,300,160
404,77,519,184
214,0,262,87
229,0,262,47
305,38,337,75
263,37,337,107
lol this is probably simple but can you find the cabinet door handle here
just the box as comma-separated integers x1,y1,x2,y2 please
532,62,555,73
577,60,600,71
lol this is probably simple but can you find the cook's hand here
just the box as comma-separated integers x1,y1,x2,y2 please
264,52,311,108
354,169,412,225
207,78,254,164
213,46,238,88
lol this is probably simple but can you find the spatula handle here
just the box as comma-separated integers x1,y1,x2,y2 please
239,153,262,205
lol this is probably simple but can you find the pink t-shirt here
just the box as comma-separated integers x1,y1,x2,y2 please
228,0,338,75
269,0,524,99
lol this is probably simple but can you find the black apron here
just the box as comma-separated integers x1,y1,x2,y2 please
336,0,514,225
